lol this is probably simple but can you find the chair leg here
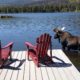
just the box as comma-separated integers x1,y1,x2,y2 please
34,59,40,67
37,63,40,67
10,54,13,61
28,52,29,60
27,51,32,61
50,41,52,59
0,59,5,68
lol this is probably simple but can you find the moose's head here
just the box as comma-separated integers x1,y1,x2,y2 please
53,27,65,40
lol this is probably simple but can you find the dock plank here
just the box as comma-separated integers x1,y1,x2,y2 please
23,51,30,80
30,61,36,80
51,67,62,80
45,67,55,80
10,51,22,80
35,67,43,80
17,51,25,80
4,51,19,80
40,67,49,80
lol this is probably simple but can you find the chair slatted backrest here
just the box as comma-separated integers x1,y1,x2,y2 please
36,33,51,58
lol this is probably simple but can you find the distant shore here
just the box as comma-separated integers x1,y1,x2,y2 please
0,2,80,13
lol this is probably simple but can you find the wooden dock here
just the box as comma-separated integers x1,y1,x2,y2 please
0,49,80,80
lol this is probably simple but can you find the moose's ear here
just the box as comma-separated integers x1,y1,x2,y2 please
61,27,66,31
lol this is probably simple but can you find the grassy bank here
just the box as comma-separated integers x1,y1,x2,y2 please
64,50,80,72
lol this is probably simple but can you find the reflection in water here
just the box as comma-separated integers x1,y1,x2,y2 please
0,12,80,51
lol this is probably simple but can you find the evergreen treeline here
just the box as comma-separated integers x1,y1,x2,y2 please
0,3,80,13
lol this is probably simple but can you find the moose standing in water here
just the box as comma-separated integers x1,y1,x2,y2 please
53,27,80,51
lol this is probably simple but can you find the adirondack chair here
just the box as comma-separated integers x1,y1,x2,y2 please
25,33,53,67
0,41,13,68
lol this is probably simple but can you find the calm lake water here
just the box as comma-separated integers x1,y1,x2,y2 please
0,12,80,51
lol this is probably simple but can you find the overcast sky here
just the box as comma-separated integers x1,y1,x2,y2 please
0,0,42,6
0,0,41,3
0,0,16,3
0,0,33,6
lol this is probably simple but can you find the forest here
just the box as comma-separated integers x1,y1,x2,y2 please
0,2,80,13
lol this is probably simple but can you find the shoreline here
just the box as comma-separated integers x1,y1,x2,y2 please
63,50,80,72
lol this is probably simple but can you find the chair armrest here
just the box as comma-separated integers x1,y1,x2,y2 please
2,42,13,49
25,42,36,50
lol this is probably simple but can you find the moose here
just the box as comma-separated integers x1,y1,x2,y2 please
53,27,80,51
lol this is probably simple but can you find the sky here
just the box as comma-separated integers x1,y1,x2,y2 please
0,0,16,3
0,0,41,3
0,0,31,6
0,0,42,6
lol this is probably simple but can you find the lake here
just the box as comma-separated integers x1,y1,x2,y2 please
0,12,80,51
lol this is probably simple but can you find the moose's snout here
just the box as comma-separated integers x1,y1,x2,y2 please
54,33,59,39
